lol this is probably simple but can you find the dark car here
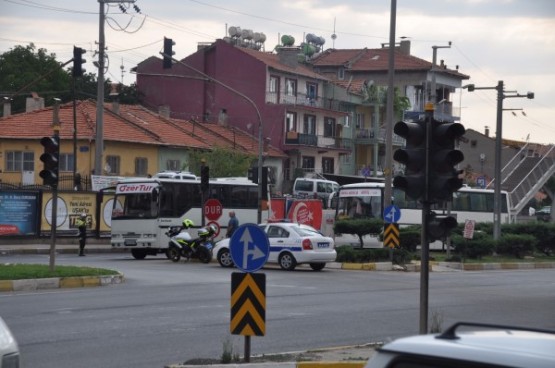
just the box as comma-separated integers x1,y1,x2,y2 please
536,206,551,222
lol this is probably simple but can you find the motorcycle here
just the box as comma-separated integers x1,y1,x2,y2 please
166,224,216,263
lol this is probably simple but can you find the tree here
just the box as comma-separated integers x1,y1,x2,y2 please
334,218,384,248
0,43,139,115
0,44,71,114
188,146,255,178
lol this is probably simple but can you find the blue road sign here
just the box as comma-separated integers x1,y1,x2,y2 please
230,224,270,273
383,204,401,223
477,176,486,189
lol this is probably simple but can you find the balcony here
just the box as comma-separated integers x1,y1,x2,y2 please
354,128,405,147
284,131,352,152
266,91,324,108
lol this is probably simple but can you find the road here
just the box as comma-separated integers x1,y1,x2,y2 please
1,253,554,368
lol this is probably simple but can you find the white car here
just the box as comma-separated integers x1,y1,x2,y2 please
213,222,336,271
0,317,20,368
365,322,555,368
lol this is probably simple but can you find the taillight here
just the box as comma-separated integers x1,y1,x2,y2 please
302,239,313,250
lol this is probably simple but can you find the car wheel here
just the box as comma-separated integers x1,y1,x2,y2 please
309,262,326,271
279,252,297,271
218,249,234,268
131,249,147,260
168,247,181,262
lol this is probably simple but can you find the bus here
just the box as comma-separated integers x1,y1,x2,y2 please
110,177,265,259
330,182,512,247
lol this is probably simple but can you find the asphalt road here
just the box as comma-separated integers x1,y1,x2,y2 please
1,253,554,368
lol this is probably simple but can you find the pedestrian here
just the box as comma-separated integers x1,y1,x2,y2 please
226,211,239,238
76,213,87,256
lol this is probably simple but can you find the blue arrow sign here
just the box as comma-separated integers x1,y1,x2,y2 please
383,204,401,224
230,224,270,273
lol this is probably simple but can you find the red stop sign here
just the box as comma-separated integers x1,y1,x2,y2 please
204,199,223,221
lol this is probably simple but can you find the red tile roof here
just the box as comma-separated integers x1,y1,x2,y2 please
0,100,286,158
311,47,469,78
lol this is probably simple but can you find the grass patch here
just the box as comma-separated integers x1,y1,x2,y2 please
430,251,555,263
0,264,119,280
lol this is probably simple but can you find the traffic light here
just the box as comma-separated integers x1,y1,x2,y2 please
427,211,458,241
72,46,86,77
393,119,427,201
248,167,258,184
429,119,465,202
39,136,60,187
162,37,175,69
200,165,209,192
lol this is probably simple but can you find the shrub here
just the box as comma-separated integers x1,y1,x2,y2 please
334,218,384,248
399,229,420,252
335,245,411,265
496,233,537,258
501,222,555,256
451,232,495,259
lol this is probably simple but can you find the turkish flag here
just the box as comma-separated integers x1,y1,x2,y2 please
287,200,323,229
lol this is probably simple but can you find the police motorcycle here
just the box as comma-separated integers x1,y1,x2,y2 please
166,219,216,263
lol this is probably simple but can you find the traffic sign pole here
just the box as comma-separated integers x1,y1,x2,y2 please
229,225,270,362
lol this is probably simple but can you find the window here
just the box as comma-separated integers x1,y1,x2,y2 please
285,78,297,96
324,117,336,137
6,151,34,172
286,112,297,132
302,156,315,170
306,82,317,100
303,115,316,135
166,160,180,171
322,157,334,174
59,153,74,172
105,155,120,175
269,75,279,93
338,67,345,80
135,157,148,176
355,113,365,129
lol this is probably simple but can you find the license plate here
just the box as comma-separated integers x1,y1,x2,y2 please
204,243,213,250
124,239,137,246
317,242,329,248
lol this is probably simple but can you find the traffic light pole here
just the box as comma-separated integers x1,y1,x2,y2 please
419,104,433,334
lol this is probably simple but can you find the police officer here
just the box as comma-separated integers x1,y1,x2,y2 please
76,213,87,256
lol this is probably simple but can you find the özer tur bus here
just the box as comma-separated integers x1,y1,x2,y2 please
110,177,265,259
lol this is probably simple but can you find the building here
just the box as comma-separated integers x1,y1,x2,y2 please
0,98,285,189
136,38,351,193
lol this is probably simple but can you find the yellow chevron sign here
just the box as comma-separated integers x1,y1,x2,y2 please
231,272,266,336
384,223,400,248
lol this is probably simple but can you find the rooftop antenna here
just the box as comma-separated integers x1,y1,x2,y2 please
331,17,337,48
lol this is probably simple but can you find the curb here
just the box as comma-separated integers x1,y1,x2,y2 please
168,361,366,368
0,273,125,292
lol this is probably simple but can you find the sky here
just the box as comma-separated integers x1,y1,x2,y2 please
2,0,554,144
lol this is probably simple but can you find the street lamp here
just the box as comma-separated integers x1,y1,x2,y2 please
464,81,534,240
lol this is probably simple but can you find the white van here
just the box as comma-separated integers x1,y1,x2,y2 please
293,178,339,204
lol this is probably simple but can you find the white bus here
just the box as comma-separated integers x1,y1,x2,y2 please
331,182,512,247
110,178,264,259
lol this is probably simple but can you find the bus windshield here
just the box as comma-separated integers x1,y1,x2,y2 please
112,182,160,219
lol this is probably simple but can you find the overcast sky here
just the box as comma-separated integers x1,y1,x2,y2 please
2,0,554,144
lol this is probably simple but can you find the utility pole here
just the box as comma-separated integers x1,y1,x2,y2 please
463,82,534,240
384,0,396,208
95,0,136,175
